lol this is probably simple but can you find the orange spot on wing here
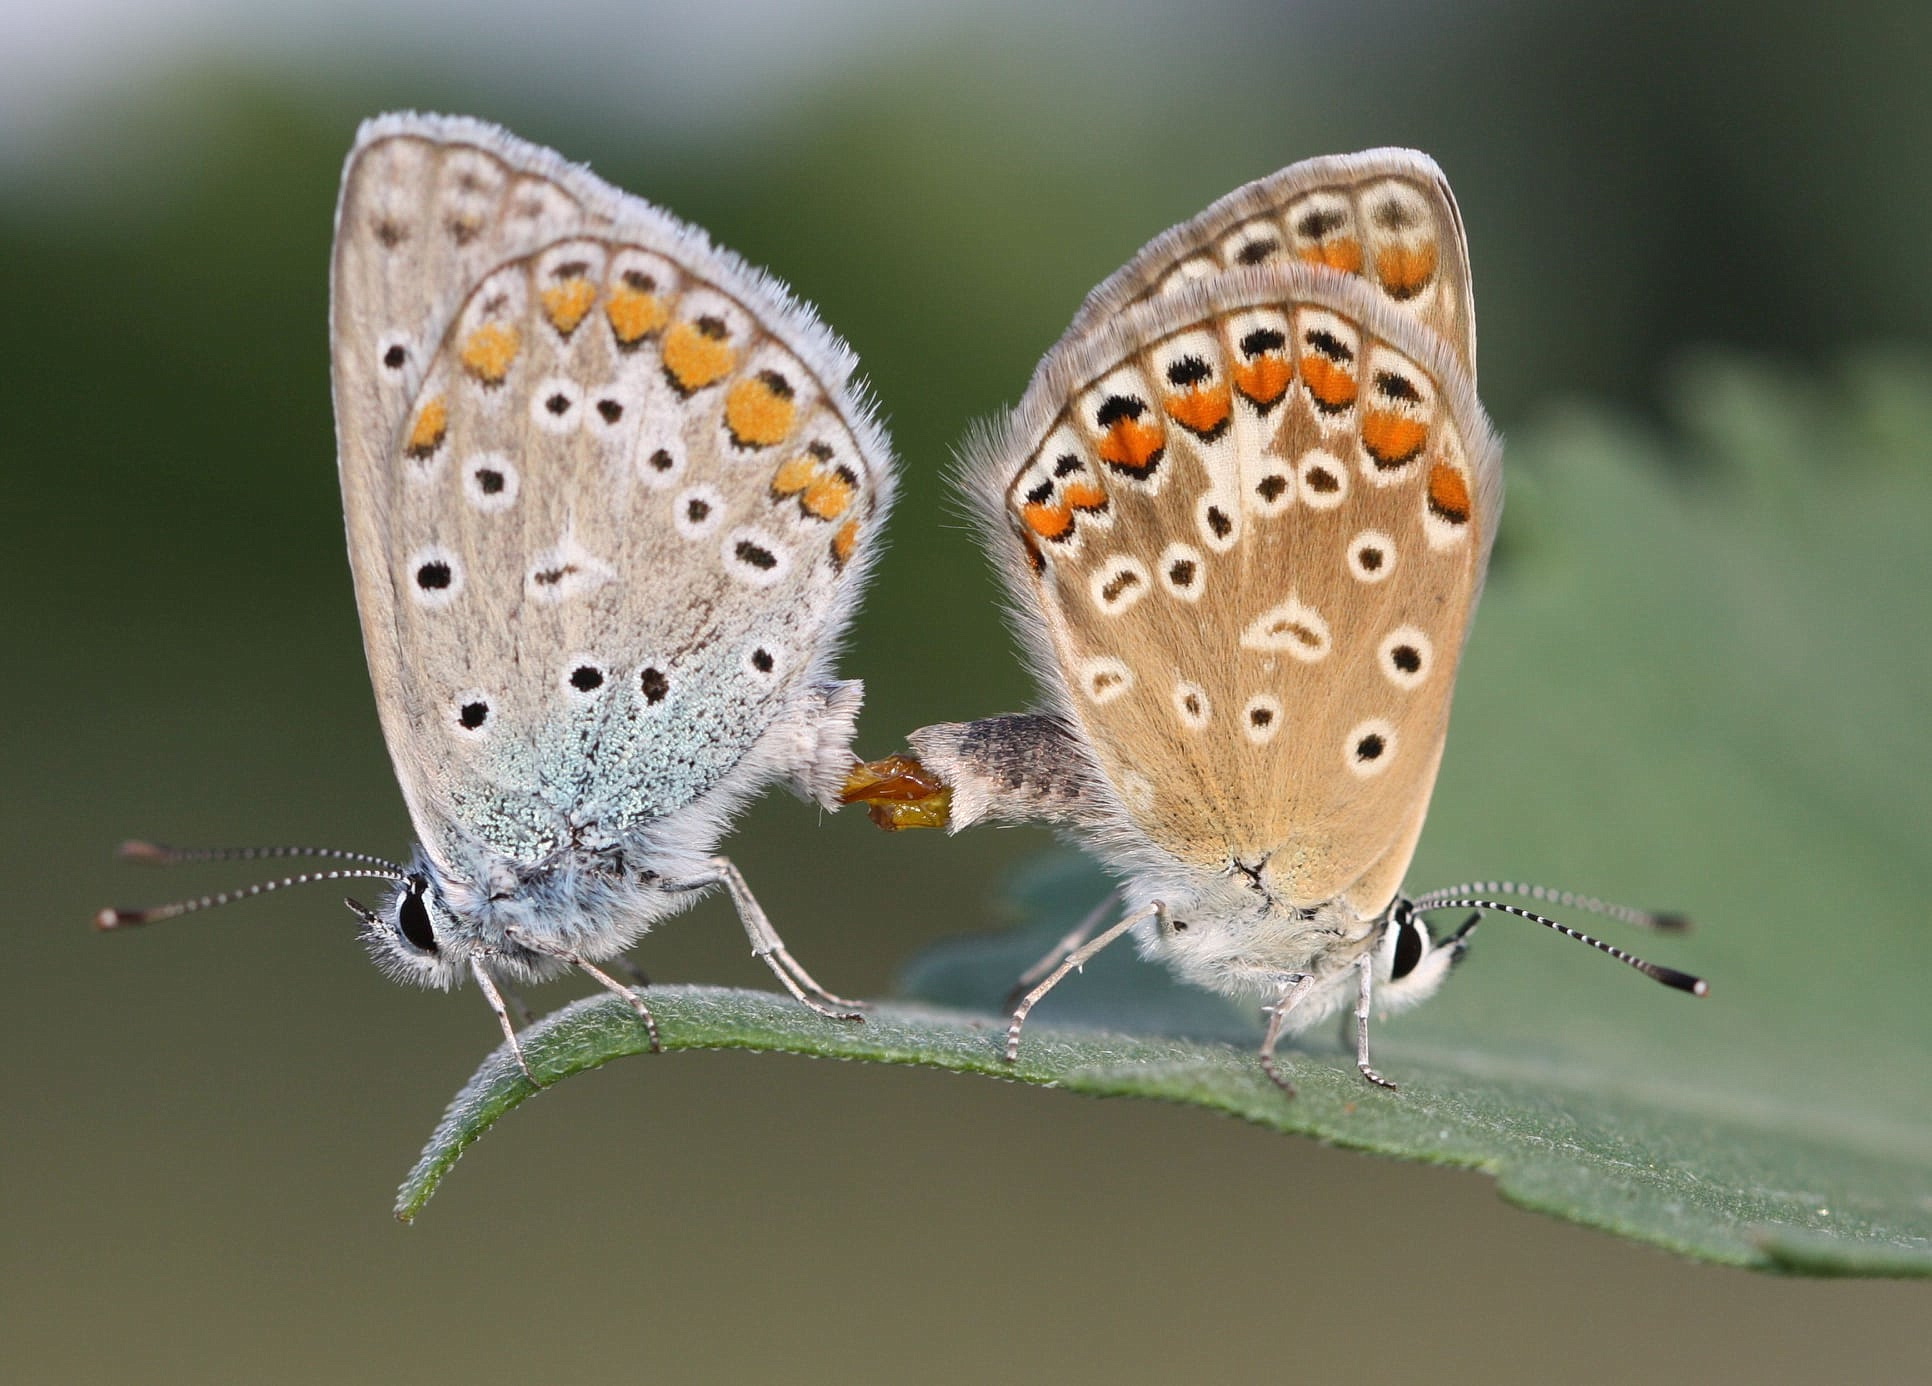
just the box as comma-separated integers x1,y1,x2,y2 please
1300,355,1358,411
1233,357,1293,408
1427,462,1471,523
1376,243,1439,300
1096,418,1165,475
458,325,519,386
662,321,736,393
831,518,861,567
802,471,855,520
1301,237,1363,274
772,454,817,496
1062,480,1108,512
1164,385,1232,439
405,396,448,458
1022,501,1075,540
1362,410,1429,467
606,285,669,346
541,279,597,336
724,372,797,448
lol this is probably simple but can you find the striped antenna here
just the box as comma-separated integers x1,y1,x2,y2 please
1410,896,1708,996
1409,880,1688,932
96,841,405,929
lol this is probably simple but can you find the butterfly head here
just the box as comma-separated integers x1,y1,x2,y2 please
353,864,473,989
1370,898,1477,1015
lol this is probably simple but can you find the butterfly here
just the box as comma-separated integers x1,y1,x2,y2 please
100,113,896,1076
844,149,1703,1093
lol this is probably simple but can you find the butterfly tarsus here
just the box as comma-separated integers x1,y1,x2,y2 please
1257,972,1316,1097
1353,956,1398,1091
1003,886,1126,1012
704,856,867,1021
469,957,539,1086
501,926,663,1053
1003,901,1160,1064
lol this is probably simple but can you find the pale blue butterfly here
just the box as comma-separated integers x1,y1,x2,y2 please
101,114,896,1075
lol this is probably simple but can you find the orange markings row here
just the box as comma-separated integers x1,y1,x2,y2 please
1097,417,1164,474
541,278,597,336
458,324,520,386
1427,461,1471,523
1022,501,1075,541
1234,356,1292,408
1300,354,1358,411
1362,409,1429,467
773,446,857,521
606,282,669,347
405,396,448,458
1300,237,1364,274
725,372,798,449
661,320,736,394
1062,481,1108,512
1164,384,1232,438
831,518,861,568
1376,243,1438,300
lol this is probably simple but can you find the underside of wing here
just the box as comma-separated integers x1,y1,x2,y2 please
966,266,1499,912
331,115,893,869
1058,149,1477,382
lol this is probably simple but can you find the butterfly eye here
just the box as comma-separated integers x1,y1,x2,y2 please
1389,915,1425,980
397,880,438,953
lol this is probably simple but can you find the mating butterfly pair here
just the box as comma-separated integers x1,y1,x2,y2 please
102,115,1701,1092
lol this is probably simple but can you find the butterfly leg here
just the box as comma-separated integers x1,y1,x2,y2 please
1257,972,1317,1096
470,956,538,1085
1354,954,1398,1091
1004,886,1126,1012
707,856,866,1022
613,955,652,988
1003,901,1162,1064
500,927,662,1053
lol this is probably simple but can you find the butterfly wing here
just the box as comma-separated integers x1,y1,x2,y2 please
332,115,893,874
968,257,1498,919
1058,148,1476,381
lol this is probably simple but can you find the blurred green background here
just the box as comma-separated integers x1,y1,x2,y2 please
6,0,1930,1380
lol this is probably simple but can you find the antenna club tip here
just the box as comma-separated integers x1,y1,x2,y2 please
94,907,134,930
117,840,170,864
1651,911,1693,934
1648,964,1709,996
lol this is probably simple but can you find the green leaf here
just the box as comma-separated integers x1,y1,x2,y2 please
402,356,1932,1276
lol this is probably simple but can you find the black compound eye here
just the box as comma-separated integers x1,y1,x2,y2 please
1390,918,1424,980
397,881,438,953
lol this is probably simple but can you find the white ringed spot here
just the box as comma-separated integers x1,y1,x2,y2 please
1195,493,1241,552
529,376,584,434
674,485,726,540
1346,718,1398,778
462,452,519,513
448,690,494,740
406,546,462,609
1089,555,1152,616
1348,529,1397,583
1157,542,1207,602
638,440,686,489
1078,656,1134,706
1378,626,1433,691
1242,693,1285,744
741,642,787,679
526,535,615,605
561,654,609,701
1240,596,1331,662
1295,449,1350,510
722,527,791,587
1173,681,1211,730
